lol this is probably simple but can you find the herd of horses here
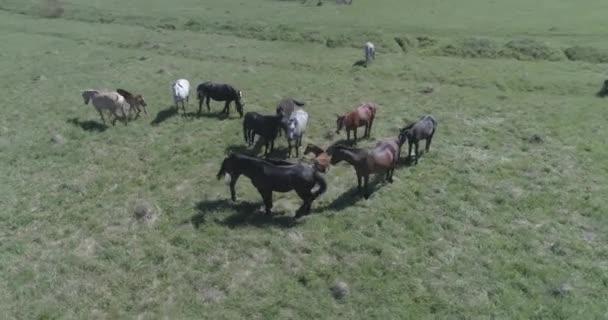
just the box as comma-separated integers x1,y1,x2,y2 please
81,76,437,222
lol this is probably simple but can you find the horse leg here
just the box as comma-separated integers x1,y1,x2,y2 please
414,142,420,164
287,139,292,158
97,110,106,125
346,130,350,141
357,174,362,194
363,174,370,199
198,96,203,114
223,101,230,116
295,188,313,219
426,134,434,152
407,141,413,160
353,128,358,144
296,135,302,157
229,174,240,202
261,190,273,215
206,96,211,112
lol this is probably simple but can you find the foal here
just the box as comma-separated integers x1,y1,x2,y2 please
196,82,244,118
329,131,405,199
216,153,327,219
401,115,437,164
335,102,377,144
303,144,330,173
116,88,148,117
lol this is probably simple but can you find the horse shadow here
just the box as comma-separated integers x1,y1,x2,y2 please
67,117,108,132
320,173,387,212
396,154,416,168
352,59,367,68
150,106,178,125
183,111,226,120
224,141,288,159
192,199,297,228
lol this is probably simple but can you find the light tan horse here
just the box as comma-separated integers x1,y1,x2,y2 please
82,89,130,125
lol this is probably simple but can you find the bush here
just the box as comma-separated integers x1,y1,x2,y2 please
435,37,500,58
499,38,565,61
564,46,608,63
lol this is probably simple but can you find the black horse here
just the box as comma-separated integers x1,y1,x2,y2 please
242,112,283,155
196,82,244,118
216,153,327,219
275,97,305,136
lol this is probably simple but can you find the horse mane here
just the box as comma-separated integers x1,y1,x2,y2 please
116,88,134,99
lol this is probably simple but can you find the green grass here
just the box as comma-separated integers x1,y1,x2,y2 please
1,0,608,318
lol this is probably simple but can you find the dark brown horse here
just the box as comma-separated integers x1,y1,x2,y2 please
329,132,405,199
401,115,437,164
242,112,283,155
216,153,327,219
303,144,330,173
116,88,148,117
196,82,244,118
335,102,377,144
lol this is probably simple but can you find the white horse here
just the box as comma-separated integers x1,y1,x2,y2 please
287,108,309,157
364,41,375,66
82,89,130,126
172,79,190,113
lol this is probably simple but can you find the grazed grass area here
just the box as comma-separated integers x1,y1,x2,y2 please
1,0,608,318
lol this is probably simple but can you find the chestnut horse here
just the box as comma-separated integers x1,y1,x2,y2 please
335,102,377,144
329,131,406,199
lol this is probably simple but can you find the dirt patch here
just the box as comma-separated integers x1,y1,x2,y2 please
330,281,350,301
42,0,64,18
132,201,160,225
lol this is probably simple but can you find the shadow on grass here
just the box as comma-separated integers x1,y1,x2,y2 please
67,117,108,132
151,105,178,125
192,199,297,228
352,59,367,68
319,173,387,212
224,140,288,159
183,111,227,120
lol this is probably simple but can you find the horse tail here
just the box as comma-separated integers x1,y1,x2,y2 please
312,171,327,199
427,115,437,129
242,118,248,143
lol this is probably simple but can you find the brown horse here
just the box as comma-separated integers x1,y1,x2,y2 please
116,88,148,117
335,102,377,144
329,132,406,199
303,144,330,173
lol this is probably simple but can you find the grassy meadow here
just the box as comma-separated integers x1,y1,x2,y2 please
1,0,608,318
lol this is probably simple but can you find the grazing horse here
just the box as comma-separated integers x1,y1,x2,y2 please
216,153,327,219
82,89,130,126
364,42,375,66
286,109,309,157
303,144,330,173
196,82,244,118
336,102,377,144
172,79,190,114
329,132,406,199
401,115,437,164
242,112,283,155
276,97,305,137
116,88,148,117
